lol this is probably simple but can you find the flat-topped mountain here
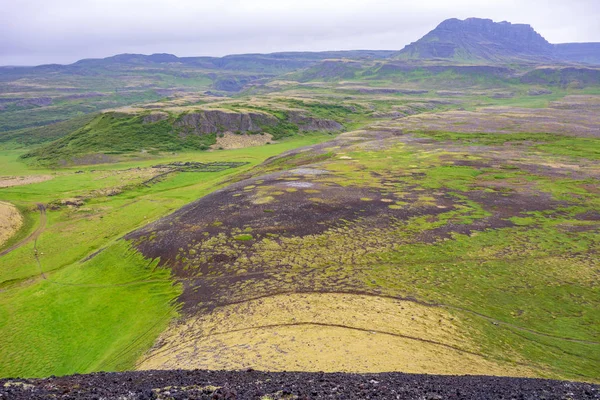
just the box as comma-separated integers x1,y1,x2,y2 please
397,18,554,62
397,18,600,64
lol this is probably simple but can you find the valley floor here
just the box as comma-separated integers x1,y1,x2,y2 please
0,90,598,383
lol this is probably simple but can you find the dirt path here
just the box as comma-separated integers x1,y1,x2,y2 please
0,175,53,188
0,203,46,257
0,200,171,291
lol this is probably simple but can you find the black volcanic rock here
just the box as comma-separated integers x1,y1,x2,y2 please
397,18,555,62
0,370,598,400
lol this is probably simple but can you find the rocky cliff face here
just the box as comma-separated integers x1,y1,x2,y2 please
173,110,279,135
287,111,343,131
26,108,345,164
164,109,342,136
396,18,555,62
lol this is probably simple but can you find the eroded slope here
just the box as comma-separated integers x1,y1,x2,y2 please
127,98,600,381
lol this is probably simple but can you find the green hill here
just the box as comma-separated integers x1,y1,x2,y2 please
22,104,348,165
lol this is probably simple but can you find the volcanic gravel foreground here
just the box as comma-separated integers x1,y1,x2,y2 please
1,370,598,400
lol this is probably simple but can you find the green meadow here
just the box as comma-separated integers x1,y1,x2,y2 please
0,133,331,378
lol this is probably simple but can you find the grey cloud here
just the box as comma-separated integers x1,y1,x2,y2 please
0,0,599,65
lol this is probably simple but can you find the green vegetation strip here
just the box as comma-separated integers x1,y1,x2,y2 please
0,134,331,378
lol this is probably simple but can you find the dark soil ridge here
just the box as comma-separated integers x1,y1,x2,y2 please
1,370,598,399
125,167,456,313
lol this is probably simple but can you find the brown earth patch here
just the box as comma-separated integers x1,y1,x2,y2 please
137,293,535,377
465,189,566,220
414,189,566,244
511,161,598,180
0,201,23,246
0,175,53,188
575,211,600,221
213,132,274,150
438,147,599,181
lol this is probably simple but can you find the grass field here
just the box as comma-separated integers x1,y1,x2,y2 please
0,133,332,378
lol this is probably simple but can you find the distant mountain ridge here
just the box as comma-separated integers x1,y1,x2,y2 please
17,50,396,73
2,19,599,70
554,43,600,65
397,18,600,64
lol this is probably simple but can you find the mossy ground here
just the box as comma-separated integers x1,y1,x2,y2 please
138,293,535,377
127,105,600,382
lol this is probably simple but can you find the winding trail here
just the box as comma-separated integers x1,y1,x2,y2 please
0,201,169,290
0,203,46,257
0,202,169,291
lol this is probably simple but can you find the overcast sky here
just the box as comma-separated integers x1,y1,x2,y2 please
1,0,599,66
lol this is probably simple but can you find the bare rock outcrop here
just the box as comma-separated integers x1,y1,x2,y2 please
174,110,278,135
287,111,343,131
140,109,344,136
142,112,169,124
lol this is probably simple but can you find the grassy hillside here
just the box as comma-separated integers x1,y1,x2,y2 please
0,51,394,133
0,114,97,147
21,98,365,166
22,112,215,164
0,134,332,378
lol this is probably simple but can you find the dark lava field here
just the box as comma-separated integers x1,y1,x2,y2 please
1,370,599,399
